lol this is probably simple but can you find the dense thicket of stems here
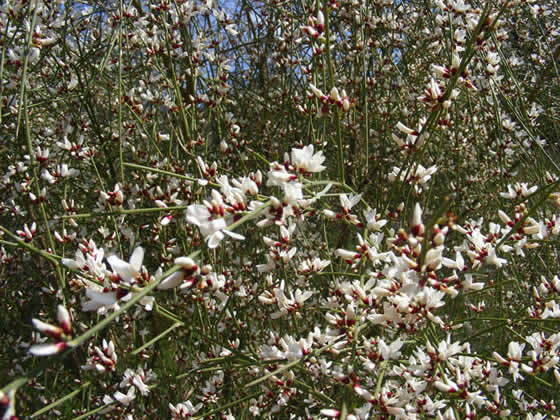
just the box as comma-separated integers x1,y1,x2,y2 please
1,0,559,418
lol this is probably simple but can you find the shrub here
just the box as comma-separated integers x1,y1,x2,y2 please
1,0,559,418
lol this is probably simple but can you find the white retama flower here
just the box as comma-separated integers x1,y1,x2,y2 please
158,256,199,290
186,204,244,248
81,286,118,313
61,240,106,280
107,246,144,285
290,145,326,173
388,164,437,193
169,400,203,419
112,387,136,406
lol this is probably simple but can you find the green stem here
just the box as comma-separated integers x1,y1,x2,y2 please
118,0,124,184
123,161,208,185
131,322,182,356
322,1,345,183
58,205,189,219
30,381,91,418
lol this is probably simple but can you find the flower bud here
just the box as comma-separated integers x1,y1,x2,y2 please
330,87,341,102
316,10,325,32
29,341,67,356
32,319,63,339
57,305,72,334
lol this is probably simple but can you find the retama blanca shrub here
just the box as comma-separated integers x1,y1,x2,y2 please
1,0,559,418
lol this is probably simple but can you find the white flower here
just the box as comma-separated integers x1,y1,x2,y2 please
169,400,203,418
279,334,313,361
507,341,525,361
282,182,303,205
364,208,388,231
290,145,326,173
232,175,260,195
267,164,295,186
158,256,199,290
297,257,330,274
499,183,538,200
340,193,362,211
186,202,244,249
486,248,507,268
442,251,465,271
120,367,155,397
378,338,404,360
388,164,438,193
81,286,118,313
107,246,144,286
113,387,135,406
61,240,106,280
